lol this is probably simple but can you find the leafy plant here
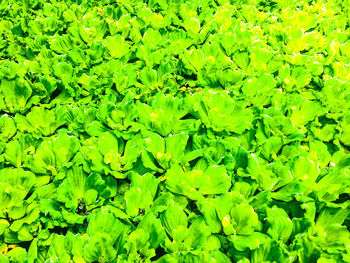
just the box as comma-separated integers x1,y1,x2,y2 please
0,0,349,262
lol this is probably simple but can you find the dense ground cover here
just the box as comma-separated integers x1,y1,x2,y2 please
0,0,349,262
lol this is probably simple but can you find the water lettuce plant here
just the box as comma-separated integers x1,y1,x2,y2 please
0,0,349,262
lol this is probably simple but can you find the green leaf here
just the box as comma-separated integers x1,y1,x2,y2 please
186,90,254,133
0,114,16,142
18,106,66,136
165,164,231,200
140,68,158,88
139,212,166,249
266,206,293,243
46,232,85,262
3,247,27,263
83,233,117,262
143,28,162,47
52,131,80,167
144,131,165,158
223,203,259,236
86,211,128,245
291,156,319,187
4,140,22,167
165,132,189,163
0,219,9,235
314,207,350,247
53,62,74,83
290,100,323,126
311,124,336,142
125,173,159,216
183,17,201,35
0,79,32,113
106,35,129,59
160,203,188,242
229,232,269,251
97,132,124,171
340,112,350,146
182,49,205,73
198,198,222,233
26,140,56,175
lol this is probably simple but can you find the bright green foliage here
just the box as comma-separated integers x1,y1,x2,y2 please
0,0,349,262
